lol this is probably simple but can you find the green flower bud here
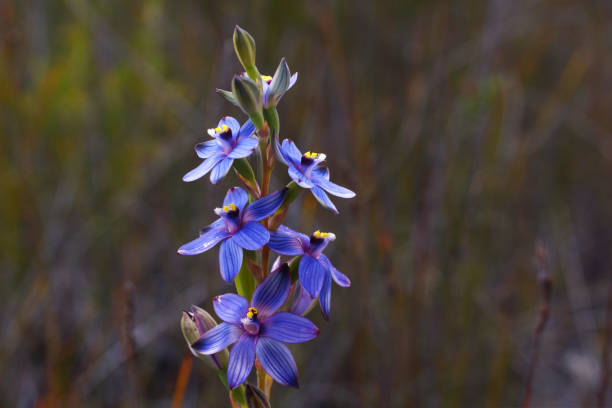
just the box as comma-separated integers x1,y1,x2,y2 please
180,305,228,369
231,75,264,128
245,383,271,408
233,25,257,75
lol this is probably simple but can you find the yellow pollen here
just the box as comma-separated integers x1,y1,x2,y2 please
246,307,258,319
230,203,237,211
261,75,273,82
215,127,222,133
223,205,230,212
222,124,229,132
304,151,319,159
321,232,329,238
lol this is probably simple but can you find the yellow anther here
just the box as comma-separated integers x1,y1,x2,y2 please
311,152,318,158
313,230,321,238
246,307,258,319
223,205,230,212
321,232,329,238
230,203,237,211
221,124,229,132
215,127,222,133
261,75,273,82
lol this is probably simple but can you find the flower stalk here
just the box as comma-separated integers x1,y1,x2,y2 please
176,26,355,406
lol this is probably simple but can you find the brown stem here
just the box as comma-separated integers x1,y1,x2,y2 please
522,244,552,408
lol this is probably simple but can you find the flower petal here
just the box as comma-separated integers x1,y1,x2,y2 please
268,229,305,256
227,334,257,389
319,270,332,320
288,72,298,89
213,293,248,324
223,187,249,211
228,137,258,159
298,255,326,297
237,119,255,140
251,263,291,317
219,238,243,282
218,116,240,136
319,254,351,287
210,157,234,184
289,281,315,315
232,222,270,250
178,228,229,255
288,166,314,189
242,188,287,222
183,154,224,182
191,322,242,354
260,312,319,343
310,186,338,214
199,218,225,236
312,176,355,198
311,165,329,180
195,140,220,159
280,139,302,166
255,338,299,388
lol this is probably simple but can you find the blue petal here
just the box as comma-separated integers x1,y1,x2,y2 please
218,116,240,136
223,187,249,211
242,188,287,222
268,229,305,256
210,157,234,184
213,293,248,324
280,139,302,166
251,264,291,317
183,154,224,182
289,281,315,315
255,338,299,388
199,218,225,236
310,186,338,214
227,334,257,389
311,166,329,180
312,176,355,198
219,238,243,281
288,166,314,189
228,137,258,159
298,255,327,297
232,222,270,250
195,140,220,159
319,254,351,287
191,322,242,354
178,228,229,255
237,119,255,140
319,270,332,320
261,312,319,343
288,72,298,89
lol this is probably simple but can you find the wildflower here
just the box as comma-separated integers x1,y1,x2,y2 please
268,226,351,319
259,58,297,108
277,139,355,213
191,264,319,389
178,187,286,281
183,117,258,184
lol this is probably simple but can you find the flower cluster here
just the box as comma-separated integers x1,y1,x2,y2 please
178,26,355,404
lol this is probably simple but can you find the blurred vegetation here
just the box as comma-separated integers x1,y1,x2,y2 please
1,0,612,406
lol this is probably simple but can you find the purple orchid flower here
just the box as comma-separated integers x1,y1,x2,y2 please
178,186,286,281
183,116,258,184
268,225,351,319
191,263,319,389
276,139,355,213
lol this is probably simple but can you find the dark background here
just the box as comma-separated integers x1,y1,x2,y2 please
2,0,612,406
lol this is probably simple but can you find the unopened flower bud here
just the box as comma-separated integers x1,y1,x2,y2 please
245,383,271,408
233,25,257,75
180,305,228,369
231,76,264,128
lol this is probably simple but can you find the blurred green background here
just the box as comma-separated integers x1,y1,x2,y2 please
2,0,612,407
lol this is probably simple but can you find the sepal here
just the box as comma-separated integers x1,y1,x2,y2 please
231,76,264,128
245,383,271,408
266,58,291,108
181,306,228,369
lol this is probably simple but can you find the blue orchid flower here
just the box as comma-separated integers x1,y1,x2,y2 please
259,71,297,108
276,139,355,213
183,116,258,184
191,263,319,389
268,225,351,319
178,187,286,281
